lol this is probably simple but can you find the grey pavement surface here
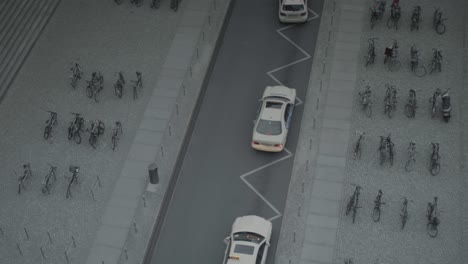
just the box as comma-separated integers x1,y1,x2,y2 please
276,0,468,263
145,0,324,263
0,0,184,263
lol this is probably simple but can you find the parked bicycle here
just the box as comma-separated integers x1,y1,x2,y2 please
43,111,58,140
426,196,440,237
16,163,33,194
379,134,394,166
384,84,397,118
429,142,440,176
111,121,123,151
429,88,441,118
410,5,422,31
41,163,57,194
345,185,362,223
365,38,377,66
67,112,85,144
404,89,417,118
359,85,372,117
370,0,386,29
353,131,365,160
344,259,354,264
372,189,385,222
387,2,401,29
114,0,124,5
66,166,80,199
433,7,447,34
130,0,143,7
87,120,105,149
400,196,409,229
151,0,161,9
430,49,443,74
132,71,143,100
384,40,401,71
114,72,125,98
410,45,426,77
405,141,416,171
69,62,83,89
86,71,104,102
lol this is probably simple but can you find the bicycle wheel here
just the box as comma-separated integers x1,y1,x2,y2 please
380,151,386,165
112,136,117,151
86,86,93,98
401,213,407,230
415,65,427,77
387,18,394,29
89,135,97,149
67,126,73,140
387,106,394,118
405,158,415,172
427,222,438,237
44,126,51,140
388,59,401,71
94,91,100,103
366,105,372,117
430,162,440,176
372,207,381,222
404,104,414,118
74,132,81,144
70,76,77,88
114,84,122,98
436,24,446,35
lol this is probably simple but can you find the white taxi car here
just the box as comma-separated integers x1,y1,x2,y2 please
224,215,272,264
251,86,296,152
279,0,308,23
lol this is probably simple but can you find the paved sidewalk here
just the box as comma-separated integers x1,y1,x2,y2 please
277,0,468,263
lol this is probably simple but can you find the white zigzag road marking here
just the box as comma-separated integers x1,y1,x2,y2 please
240,7,320,222
240,148,292,221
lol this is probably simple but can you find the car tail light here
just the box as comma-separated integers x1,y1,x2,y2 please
300,12,307,16
274,144,283,147
252,141,260,145
280,12,286,16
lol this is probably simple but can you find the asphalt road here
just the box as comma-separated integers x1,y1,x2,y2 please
149,0,323,263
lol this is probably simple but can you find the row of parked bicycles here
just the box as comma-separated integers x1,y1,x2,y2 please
370,0,447,34
345,185,441,237
352,133,441,175
366,39,443,77
69,62,143,102
358,84,452,122
114,0,162,9
16,163,81,198
43,111,123,150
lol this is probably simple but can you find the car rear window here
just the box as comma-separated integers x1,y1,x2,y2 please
283,4,304,11
234,244,255,255
256,120,282,135
265,101,283,109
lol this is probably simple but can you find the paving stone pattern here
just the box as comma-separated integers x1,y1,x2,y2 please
276,0,468,263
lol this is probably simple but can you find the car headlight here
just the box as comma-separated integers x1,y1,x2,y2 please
280,12,286,16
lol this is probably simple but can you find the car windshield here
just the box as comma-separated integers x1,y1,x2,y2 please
233,232,265,244
256,120,282,136
283,4,304,11
233,244,255,255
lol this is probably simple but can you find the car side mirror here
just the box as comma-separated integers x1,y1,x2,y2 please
223,237,230,244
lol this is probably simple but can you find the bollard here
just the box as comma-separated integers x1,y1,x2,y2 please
309,139,312,150
302,182,305,193
160,146,164,157
320,80,323,92
133,221,138,233
293,231,296,242
333,0,336,12
330,15,334,26
306,160,309,172
213,0,217,10
316,98,319,110
168,125,172,136
148,163,159,184
298,205,301,217
24,228,29,240
313,118,316,129
322,62,326,74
